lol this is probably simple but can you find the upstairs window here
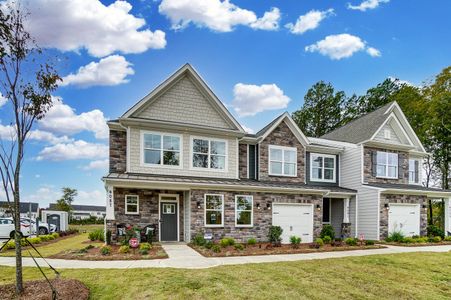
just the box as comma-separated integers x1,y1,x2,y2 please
376,151,398,178
269,145,297,176
311,153,336,182
192,138,227,170
409,159,420,184
142,132,181,166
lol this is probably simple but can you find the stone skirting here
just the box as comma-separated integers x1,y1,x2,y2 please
379,193,427,239
341,223,351,239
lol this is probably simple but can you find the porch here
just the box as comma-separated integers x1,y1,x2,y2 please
322,197,354,239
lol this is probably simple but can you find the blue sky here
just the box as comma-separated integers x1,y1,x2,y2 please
0,0,449,207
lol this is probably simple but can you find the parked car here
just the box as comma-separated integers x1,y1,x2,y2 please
0,217,32,238
20,218,57,235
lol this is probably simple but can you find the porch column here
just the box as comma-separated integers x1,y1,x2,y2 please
445,197,451,236
343,198,350,223
105,185,115,220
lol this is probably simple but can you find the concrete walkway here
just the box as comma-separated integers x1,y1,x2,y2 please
0,244,449,269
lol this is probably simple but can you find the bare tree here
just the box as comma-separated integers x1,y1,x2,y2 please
0,3,60,294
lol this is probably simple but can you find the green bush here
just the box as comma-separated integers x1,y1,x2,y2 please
211,245,221,253
100,245,111,255
427,225,444,238
51,232,60,239
315,238,324,247
85,244,95,250
365,240,375,246
444,236,451,242
402,237,415,244
432,236,442,243
192,233,206,246
268,226,283,246
289,236,302,248
345,237,357,246
219,237,235,248
139,249,149,255
27,237,42,244
2,240,15,250
320,224,335,240
247,238,257,245
47,234,55,240
39,235,50,242
69,215,104,225
88,229,105,242
387,231,404,243
234,243,244,251
119,245,130,254
414,237,429,243
204,241,214,249
139,242,152,251
322,236,332,244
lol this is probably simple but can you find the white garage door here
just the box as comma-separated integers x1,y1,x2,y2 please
388,204,420,237
272,204,313,243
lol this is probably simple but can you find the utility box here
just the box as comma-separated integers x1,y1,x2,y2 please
41,210,69,232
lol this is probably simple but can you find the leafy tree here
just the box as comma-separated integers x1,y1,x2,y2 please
55,187,77,213
292,81,346,137
0,4,61,294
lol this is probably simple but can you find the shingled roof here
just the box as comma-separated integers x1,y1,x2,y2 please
321,102,394,143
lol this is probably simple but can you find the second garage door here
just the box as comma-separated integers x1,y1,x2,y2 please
272,203,313,243
388,204,420,237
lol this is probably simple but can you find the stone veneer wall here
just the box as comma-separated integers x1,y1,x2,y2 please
190,189,322,242
379,193,427,239
239,143,248,179
106,188,184,242
259,121,305,183
363,146,409,184
109,130,127,173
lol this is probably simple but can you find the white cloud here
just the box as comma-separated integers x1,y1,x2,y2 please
232,83,291,117
0,124,71,144
22,186,105,207
348,0,389,12
36,140,108,161
241,125,254,134
0,93,7,108
61,55,134,88
77,190,105,205
39,97,109,139
21,0,166,57
285,9,334,34
159,0,280,32
82,159,109,171
305,33,381,60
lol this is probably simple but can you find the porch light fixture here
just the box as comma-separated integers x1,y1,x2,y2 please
256,203,261,210
422,204,427,209
316,204,321,211
196,201,201,209
384,203,389,209
266,203,271,210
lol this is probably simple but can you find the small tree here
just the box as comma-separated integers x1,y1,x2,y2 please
55,187,77,218
0,3,60,294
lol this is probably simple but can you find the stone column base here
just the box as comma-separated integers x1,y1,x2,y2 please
105,219,117,242
341,223,351,239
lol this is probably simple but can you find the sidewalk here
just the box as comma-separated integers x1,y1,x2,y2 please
0,244,449,269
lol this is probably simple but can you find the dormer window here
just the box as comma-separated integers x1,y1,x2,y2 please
310,153,336,182
384,129,391,139
268,145,297,177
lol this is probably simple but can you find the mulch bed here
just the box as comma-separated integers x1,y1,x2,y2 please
190,243,385,257
50,243,168,260
0,278,89,300
381,241,451,247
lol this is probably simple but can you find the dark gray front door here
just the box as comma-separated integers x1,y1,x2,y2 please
160,202,178,241
48,214,60,231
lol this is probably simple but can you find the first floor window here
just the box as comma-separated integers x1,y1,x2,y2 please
376,151,398,178
235,195,253,226
311,153,335,182
143,132,180,166
269,145,297,176
205,194,224,226
322,198,330,223
192,138,227,170
125,195,139,214
409,159,419,183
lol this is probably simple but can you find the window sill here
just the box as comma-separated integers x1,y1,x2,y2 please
125,212,140,215
236,225,253,228
204,225,224,228
268,174,297,177
375,176,398,179
310,179,336,183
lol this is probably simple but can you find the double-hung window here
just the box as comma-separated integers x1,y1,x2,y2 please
269,145,297,176
142,132,181,166
204,194,224,226
409,159,420,184
311,153,336,182
235,195,253,227
192,138,227,170
125,195,139,214
376,151,398,178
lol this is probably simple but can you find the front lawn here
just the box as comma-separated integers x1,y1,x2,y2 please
0,252,450,299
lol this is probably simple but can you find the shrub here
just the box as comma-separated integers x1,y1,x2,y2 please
268,226,283,246
427,225,444,238
204,241,214,249
219,237,235,248
387,231,405,243
402,237,415,244
47,234,55,240
88,229,105,242
39,235,50,242
247,238,257,246
320,225,335,240
139,243,152,251
192,233,206,246
315,238,324,247
365,240,375,246
51,232,60,239
27,237,42,244
3,240,15,250
322,236,332,244
432,236,442,243
119,245,130,254
444,236,451,242
106,230,112,245
345,237,357,246
85,244,95,250
139,249,149,255
100,245,111,255
234,243,244,251
415,237,429,243
211,245,221,253
289,236,302,248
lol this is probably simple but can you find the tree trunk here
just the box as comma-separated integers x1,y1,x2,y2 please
428,199,433,226
14,186,23,294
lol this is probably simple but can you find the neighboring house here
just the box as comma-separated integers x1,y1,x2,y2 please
48,204,106,220
103,64,451,243
0,201,39,219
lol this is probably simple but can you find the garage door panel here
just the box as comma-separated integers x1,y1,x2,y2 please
272,204,313,243
388,204,420,237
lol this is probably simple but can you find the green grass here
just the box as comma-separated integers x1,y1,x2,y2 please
0,252,450,299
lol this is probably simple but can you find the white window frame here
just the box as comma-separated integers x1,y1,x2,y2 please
268,145,297,177
204,194,224,227
125,195,139,215
140,130,182,168
408,158,420,184
310,153,336,183
235,195,253,227
190,136,228,171
376,151,398,179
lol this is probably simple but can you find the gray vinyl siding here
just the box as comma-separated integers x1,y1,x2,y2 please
374,123,401,143
356,187,379,240
350,196,357,237
330,199,343,235
339,145,362,189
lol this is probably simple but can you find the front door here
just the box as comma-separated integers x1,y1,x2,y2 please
160,195,178,241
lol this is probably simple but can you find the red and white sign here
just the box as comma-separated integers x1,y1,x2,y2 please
129,238,139,248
